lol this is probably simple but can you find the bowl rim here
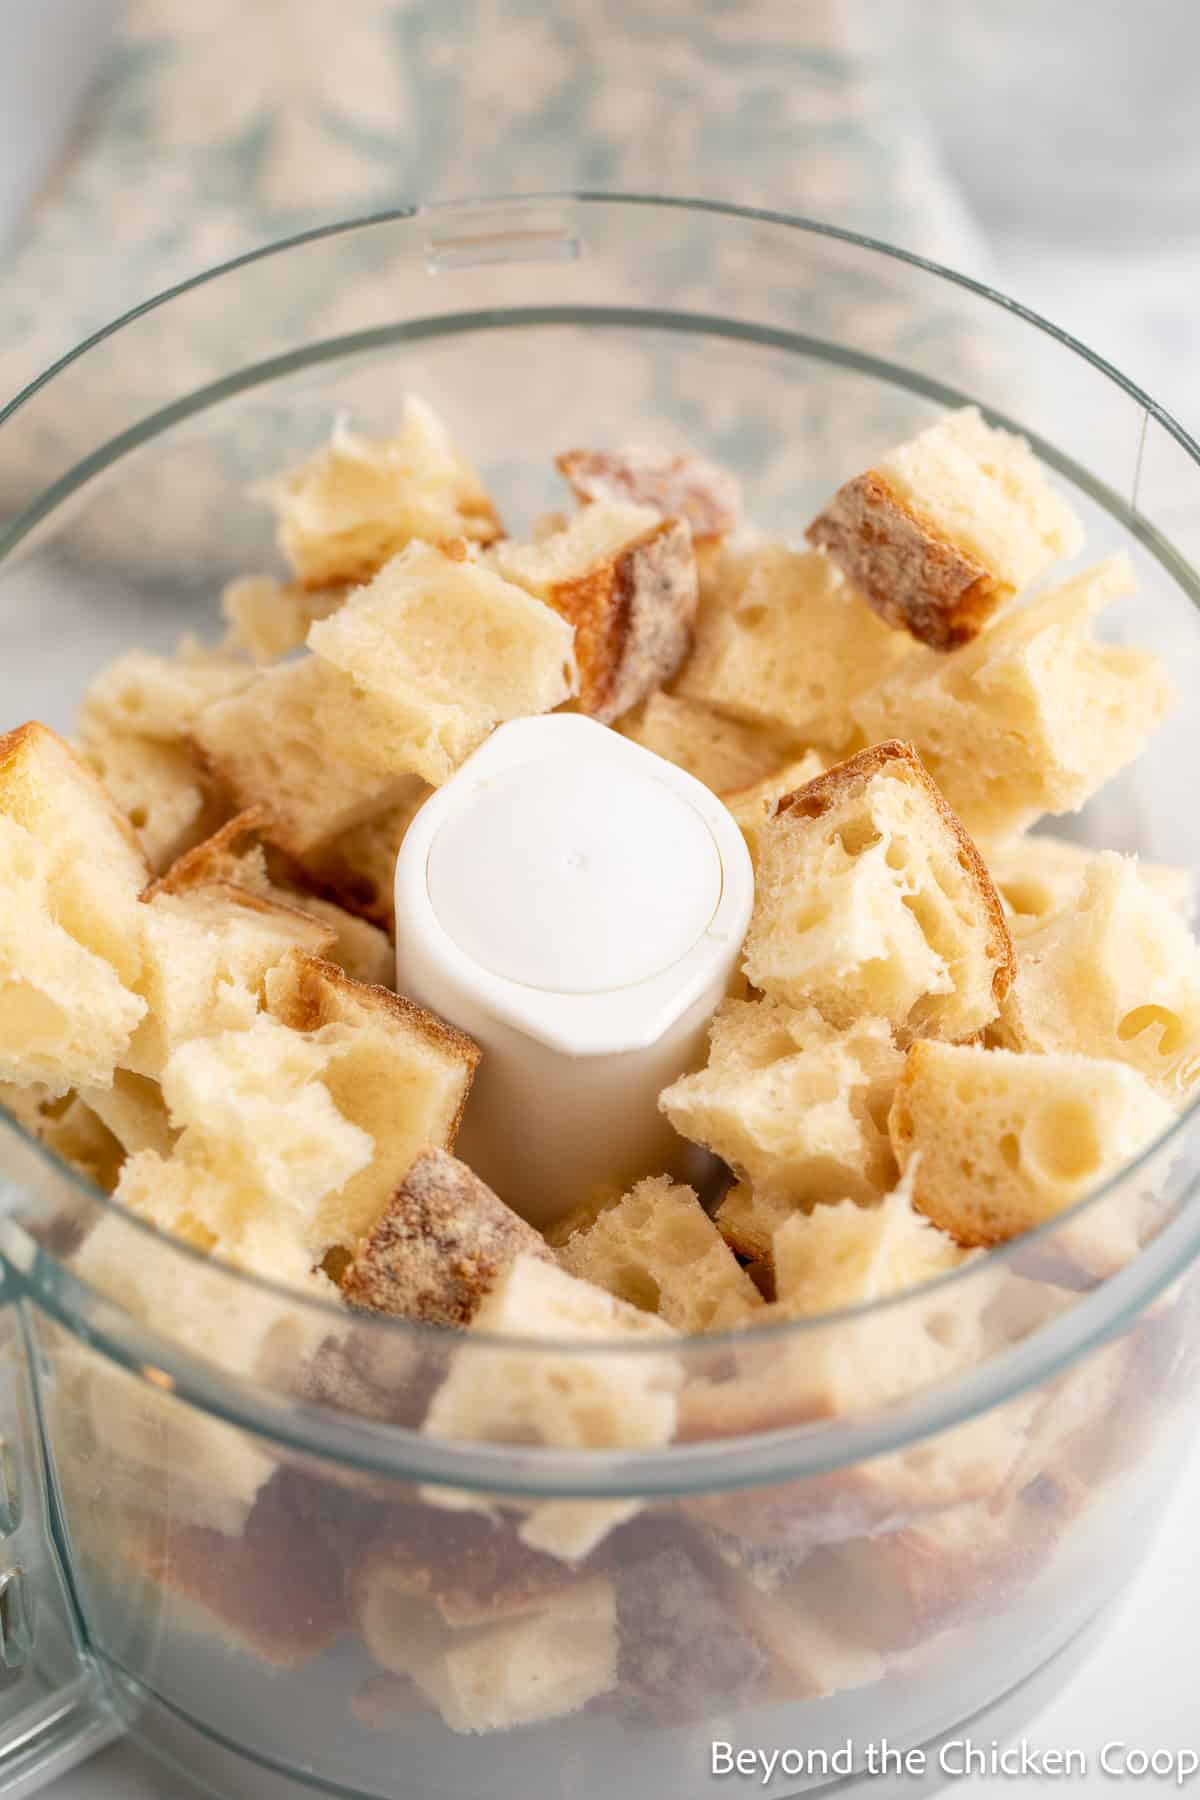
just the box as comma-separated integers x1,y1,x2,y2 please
2,191,1199,1484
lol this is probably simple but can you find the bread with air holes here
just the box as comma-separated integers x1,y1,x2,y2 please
993,851,1200,1102
743,741,1014,1039
220,574,346,662
615,691,800,795
265,950,479,1250
82,730,228,874
807,405,1084,650
557,1175,762,1332
985,834,1194,931
149,810,393,985
80,648,255,744
661,999,901,1217
81,1069,175,1161
889,1040,1175,1276
556,446,741,544
853,556,1172,840
490,503,697,723
123,882,336,1079
675,542,915,749
339,1148,552,1326
262,398,502,589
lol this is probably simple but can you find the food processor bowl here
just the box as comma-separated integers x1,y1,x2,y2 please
1,196,1199,1799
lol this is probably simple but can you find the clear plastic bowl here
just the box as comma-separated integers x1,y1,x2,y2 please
1,196,1199,1800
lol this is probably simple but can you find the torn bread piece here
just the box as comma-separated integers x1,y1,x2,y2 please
890,1041,1175,1277
80,1069,175,1161
556,446,741,545
986,834,1195,931
80,648,256,745
723,750,829,865
674,542,915,750
298,783,431,934
993,851,1200,1102
661,1000,901,1215
422,1256,680,1561
0,721,147,984
265,951,479,1249
743,742,1014,1039
614,1544,767,1723
148,810,394,985
263,398,502,589
340,1149,553,1325
123,883,336,1079
82,730,230,875
615,691,801,796
0,816,146,1093
220,574,346,663
807,406,1084,650
556,1175,762,1332
491,504,697,723
853,556,1172,840
0,1083,124,1193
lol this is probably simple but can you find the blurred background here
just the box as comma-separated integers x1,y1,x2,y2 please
1,0,1198,440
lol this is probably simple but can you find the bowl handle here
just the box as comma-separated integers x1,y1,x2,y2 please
0,1281,121,1795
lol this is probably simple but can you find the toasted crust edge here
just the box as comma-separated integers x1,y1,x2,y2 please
806,471,1006,651
0,719,150,872
143,807,269,898
773,739,1015,1009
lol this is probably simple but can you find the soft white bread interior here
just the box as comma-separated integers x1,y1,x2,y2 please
985,834,1194,931
675,542,915,750
0,1082,124,1192
556,1175,762,1332
742,741,1014,1039
556,445,741,543
80,648,256,744
993,851,1200,1102
661,999,901,1213
853,556,1172,840
82,730,226,875
890,1040,1175,1274
265,950,479,1249
340,1147,552,1325
807,406,1084,650
262,398,502,589
81,1069,176,1161
123,883,336,1079
490,503,697,723
220,574,346,662
723,750,829,865
615,691,800,795
308,540,578,777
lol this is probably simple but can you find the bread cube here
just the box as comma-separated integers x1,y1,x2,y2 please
723,750,828,865
80,648,256,743
853,556,1172,840
986,834,1194,930
150,810,394,985
340,1148,552,1325
615,691,799,795
614,1545,766,1723
491,504,697,722
220,574,346,662
675,543,914,749
743,742,1014,1038
299,784,431,932
0,722,147,984
661,999,901,1212
890,1041,1176,1274
807,406,1084,649
994,852,1200,1103
556,445,741,544
263,398,502,589
193,658,434,855
309,540,578,775
413,1578,618,1734
265,950,479,1248
557,1175,762,1332
0,815,146,1093
83,730,226,874
0,1082,124,1192
124,883,336,1079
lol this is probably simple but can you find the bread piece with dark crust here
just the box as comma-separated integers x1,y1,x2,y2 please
340,1148,552,1326
556,446,741,544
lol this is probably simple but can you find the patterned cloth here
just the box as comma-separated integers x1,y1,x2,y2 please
0,0,984,410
